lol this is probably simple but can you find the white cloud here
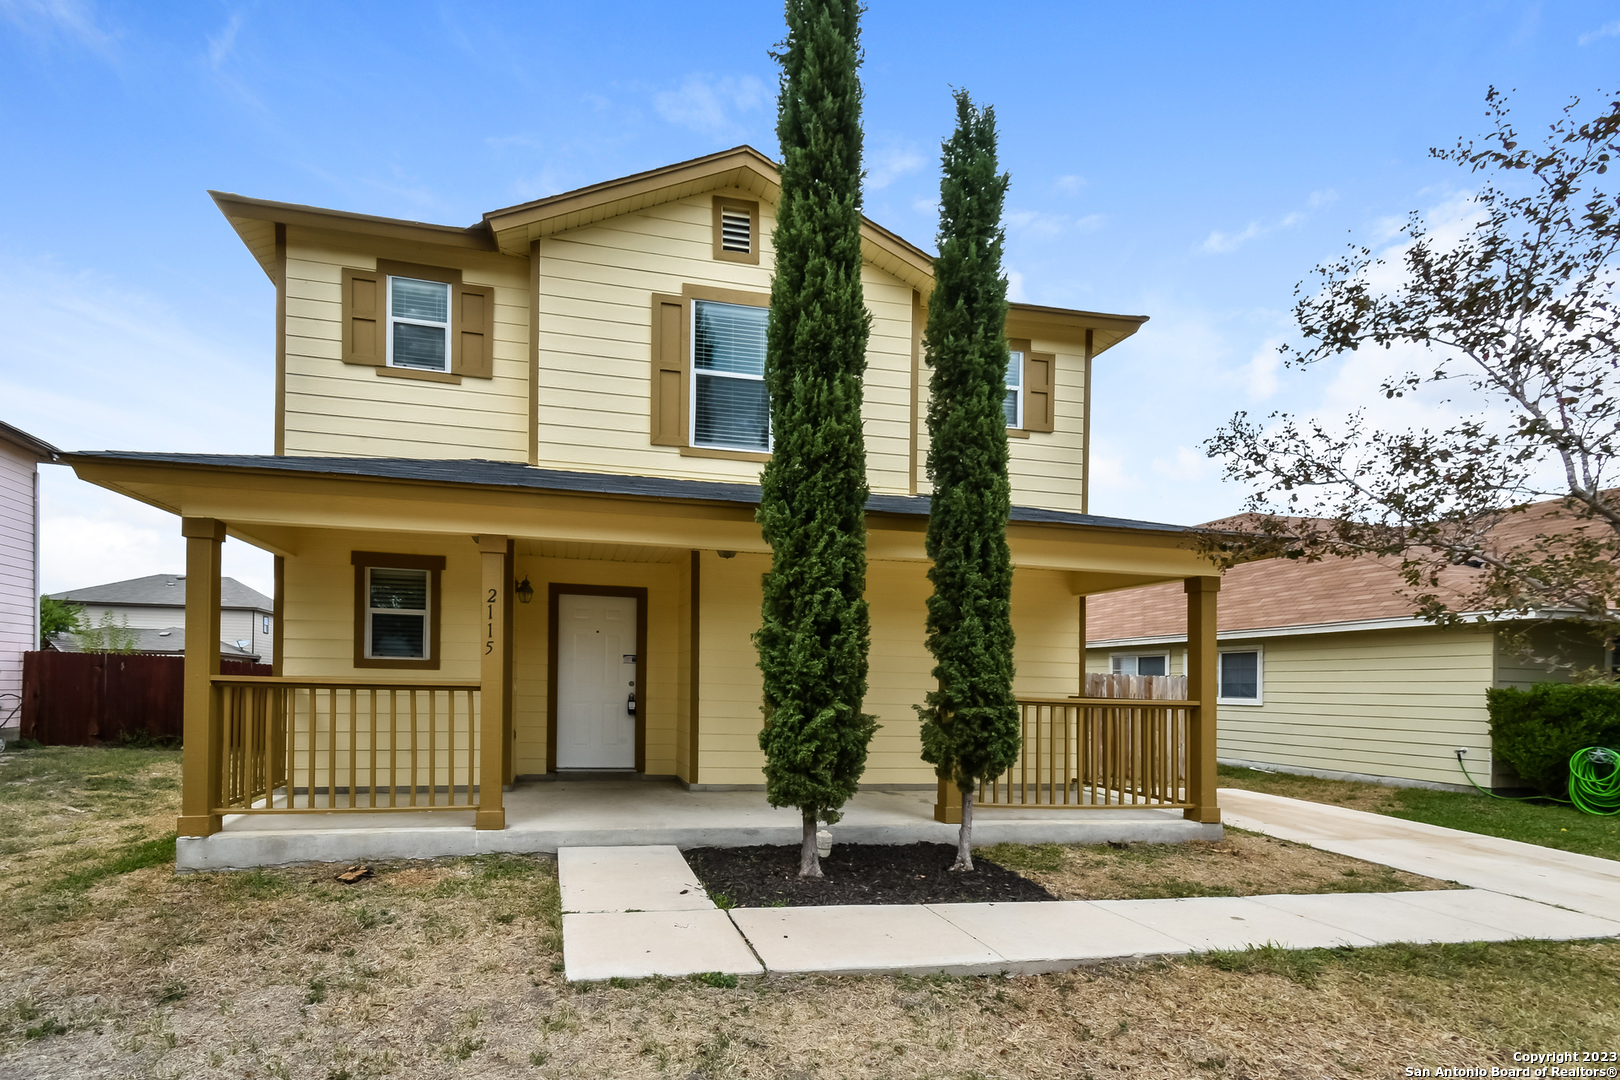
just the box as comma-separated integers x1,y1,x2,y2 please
1307,189,1338,209
0,0,116,55
911,197,939,217
1238,337,1284,400
867,141,925,190
653,74,769,138
1151,446,1209,483
1201,210,1304,254
1005,269,1028,303
1052,175,1086,196
1005,210,1106,238
1578,19,1620,44
206,8,244,70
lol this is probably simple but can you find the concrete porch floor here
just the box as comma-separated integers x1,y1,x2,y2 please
175,779,1221,871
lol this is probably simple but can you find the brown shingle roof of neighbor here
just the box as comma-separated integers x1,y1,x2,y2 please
1086,495,1615,642
48,573,271,612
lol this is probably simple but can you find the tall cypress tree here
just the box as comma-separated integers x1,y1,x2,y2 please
754,0,876,879
917,91,1019,872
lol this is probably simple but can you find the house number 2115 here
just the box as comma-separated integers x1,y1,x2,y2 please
485,588,498,655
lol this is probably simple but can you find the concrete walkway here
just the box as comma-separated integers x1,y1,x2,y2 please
560,793,1620,981
1219,787,1620,921
178,780,1217,870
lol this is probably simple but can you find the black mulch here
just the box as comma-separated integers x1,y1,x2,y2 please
684,842,1057,908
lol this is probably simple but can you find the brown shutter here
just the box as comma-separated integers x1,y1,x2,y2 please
1025,351,1056,433
452,283,496,378
340,267,385,366
649,293,687,445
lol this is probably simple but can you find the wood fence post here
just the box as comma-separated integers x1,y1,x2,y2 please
178,517,225,837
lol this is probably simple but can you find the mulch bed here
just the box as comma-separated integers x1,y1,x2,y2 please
685,842,1057,907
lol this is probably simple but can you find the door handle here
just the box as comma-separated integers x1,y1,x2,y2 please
627,691,636,716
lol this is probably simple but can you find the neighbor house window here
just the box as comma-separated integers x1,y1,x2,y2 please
1218,649,1263,705
262,615,271,633
1111,653,1170,677
351,551,444,670
691,299,770,452
1004,347,1024,428
387,276,451,371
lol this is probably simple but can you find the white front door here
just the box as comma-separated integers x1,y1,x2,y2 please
556,593,638,770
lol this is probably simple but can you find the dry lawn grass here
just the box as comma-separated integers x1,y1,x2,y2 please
2,746,1616,1079
980,832,1451,901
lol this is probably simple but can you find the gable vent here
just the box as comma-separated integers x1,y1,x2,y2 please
720,208,752,253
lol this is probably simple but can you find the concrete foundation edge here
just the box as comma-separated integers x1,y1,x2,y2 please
177,819,1222,871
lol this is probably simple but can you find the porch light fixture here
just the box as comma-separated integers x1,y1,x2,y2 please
514,575,535,604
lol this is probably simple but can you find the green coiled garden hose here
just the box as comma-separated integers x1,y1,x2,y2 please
1455,745,1620,815
1567,747,1620,815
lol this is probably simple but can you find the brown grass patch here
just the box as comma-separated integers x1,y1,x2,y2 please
982,830,1453,900
1,747,1613,1079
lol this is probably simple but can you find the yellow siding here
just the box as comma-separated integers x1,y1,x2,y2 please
282,226,531,461
281,529,483,682
696,556,1082,786
1090,627,1497,787
532,189,917,493
1493,624,1604,689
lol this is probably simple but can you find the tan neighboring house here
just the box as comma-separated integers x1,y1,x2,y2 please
1084,499,1605,791
63,146,1231,852
1,420,59,733
46,574,273,662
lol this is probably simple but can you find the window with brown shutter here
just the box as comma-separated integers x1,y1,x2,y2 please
340,268,385,366
712,196,760,265
1024,350,1056,433
339,260,495,380
649,293,686,445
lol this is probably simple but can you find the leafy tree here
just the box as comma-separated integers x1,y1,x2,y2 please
1204,89,1620,659
39,596,83,648
917,91,1020,872
77,611,138,654
754,0,877,878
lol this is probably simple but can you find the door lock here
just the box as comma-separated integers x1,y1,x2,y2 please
627,691,636,716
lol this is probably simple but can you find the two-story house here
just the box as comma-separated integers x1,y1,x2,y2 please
45,573,274,663
64,147,1227,865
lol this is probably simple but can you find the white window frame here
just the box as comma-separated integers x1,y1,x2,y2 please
385,275,452,372
364,566,432,661
262,614,271,633
689,298,772,453
1217,646,1264,706
1005,348,1024,429
1110,651,1171,677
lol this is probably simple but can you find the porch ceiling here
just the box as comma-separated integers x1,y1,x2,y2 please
66,452,1222,580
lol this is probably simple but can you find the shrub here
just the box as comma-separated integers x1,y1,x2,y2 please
1487,683,1620,794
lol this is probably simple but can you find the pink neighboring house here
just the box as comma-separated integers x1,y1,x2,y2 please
0,420,59,734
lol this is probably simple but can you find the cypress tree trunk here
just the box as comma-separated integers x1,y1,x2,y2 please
917,92,1021,874
755,0,876,879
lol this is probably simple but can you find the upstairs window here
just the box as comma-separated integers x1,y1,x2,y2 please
1004,347,1025,428
387,276,451,371
691,299,771,452
712,196,761,265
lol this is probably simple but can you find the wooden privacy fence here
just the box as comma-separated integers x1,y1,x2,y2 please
980,695,1194,809
21,652,269,745
214,676,483,815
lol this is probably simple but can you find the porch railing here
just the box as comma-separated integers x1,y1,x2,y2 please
213,676,483,814
980,696,1194,810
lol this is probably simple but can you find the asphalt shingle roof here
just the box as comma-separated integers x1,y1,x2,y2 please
49,573,271,611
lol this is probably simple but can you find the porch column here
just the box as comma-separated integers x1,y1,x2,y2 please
1183,576,1221,824
177,517,225,837
476,534,508,830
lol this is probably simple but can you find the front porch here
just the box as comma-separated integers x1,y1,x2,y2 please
176,777,1221,871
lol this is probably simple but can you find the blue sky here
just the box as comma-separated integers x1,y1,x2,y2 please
2,0,1618,596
